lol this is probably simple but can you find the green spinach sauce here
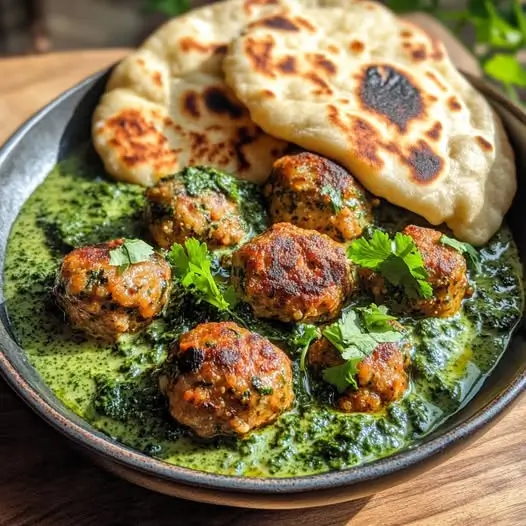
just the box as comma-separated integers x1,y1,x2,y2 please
3,147,523,477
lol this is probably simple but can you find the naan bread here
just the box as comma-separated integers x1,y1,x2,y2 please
223,2,516,244
93,0,304,186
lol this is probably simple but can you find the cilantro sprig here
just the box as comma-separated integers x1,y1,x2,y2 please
322,306,403,393
291,323,321,372
440,234,481,271
109,239,155,272
348,230,433,299
168,238,237,312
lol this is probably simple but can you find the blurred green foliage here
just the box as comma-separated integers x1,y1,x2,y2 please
143,0,190,15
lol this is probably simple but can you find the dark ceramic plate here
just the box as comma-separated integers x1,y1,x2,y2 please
0,69,525,509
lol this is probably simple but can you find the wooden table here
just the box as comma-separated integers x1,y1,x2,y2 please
1,18,525,526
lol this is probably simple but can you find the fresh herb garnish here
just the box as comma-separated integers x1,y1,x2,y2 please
291,323,321,371
109,239,154,272
358,303,398,332
168,238,237,312
440,234,481,271
348,230,433,299
322,308,403,393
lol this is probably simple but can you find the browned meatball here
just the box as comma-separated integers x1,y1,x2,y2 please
360,225,469,317
164,322,294,438
54,239,171,341
231,222,353,323
145,172,247,249
264,152,373,242
308,338,409,413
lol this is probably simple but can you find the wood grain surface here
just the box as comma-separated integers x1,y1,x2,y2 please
0,16,525,526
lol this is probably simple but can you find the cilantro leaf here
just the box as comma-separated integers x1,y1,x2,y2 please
168,239,234,312
321,307,403,393
440,234,481,271
347,230,392,270
358,304,397,331
291,323,320,371
348,230,433,299
109,239,154,271
323,360,360,393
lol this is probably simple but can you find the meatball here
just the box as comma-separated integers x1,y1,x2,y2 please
145,172,248,249
264,152,373,242
308,338,409,413
361,225,469,317
164,322,294,438
231,222,353,323
54,239,171,341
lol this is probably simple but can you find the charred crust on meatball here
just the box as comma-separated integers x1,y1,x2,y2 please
231,223,353,323
164,322,294,438
308,337,410,413
54,239,171,341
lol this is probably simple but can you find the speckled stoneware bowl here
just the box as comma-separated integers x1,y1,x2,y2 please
0,70,525,509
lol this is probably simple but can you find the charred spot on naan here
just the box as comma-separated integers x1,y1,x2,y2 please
178,37,227,57
476,136,493,152
180,86,246,121
103,109,180,173
248,13,316,32
307,72,333,96
447,96,462,112
244,35,277,78
425,71,447,92
249,14,300,31
426,121,442,141
327,104,444,184
349,40,365,54
385,141,444,184
327,105,384,169
307,53,337,75
203,86,246,119
182,90,201,118
358,65,425,133
406,140,444,183
152,72,163,87
277,56,297,74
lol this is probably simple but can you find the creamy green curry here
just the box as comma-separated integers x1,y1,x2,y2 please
3,147,523,477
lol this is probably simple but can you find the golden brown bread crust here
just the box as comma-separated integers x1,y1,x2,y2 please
54,239,171,341
264,151,373,241
165,321,294,438
145,175,247,249
308,337,409,413
231,222,353,322
224,3,517,244
360,224,469,317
